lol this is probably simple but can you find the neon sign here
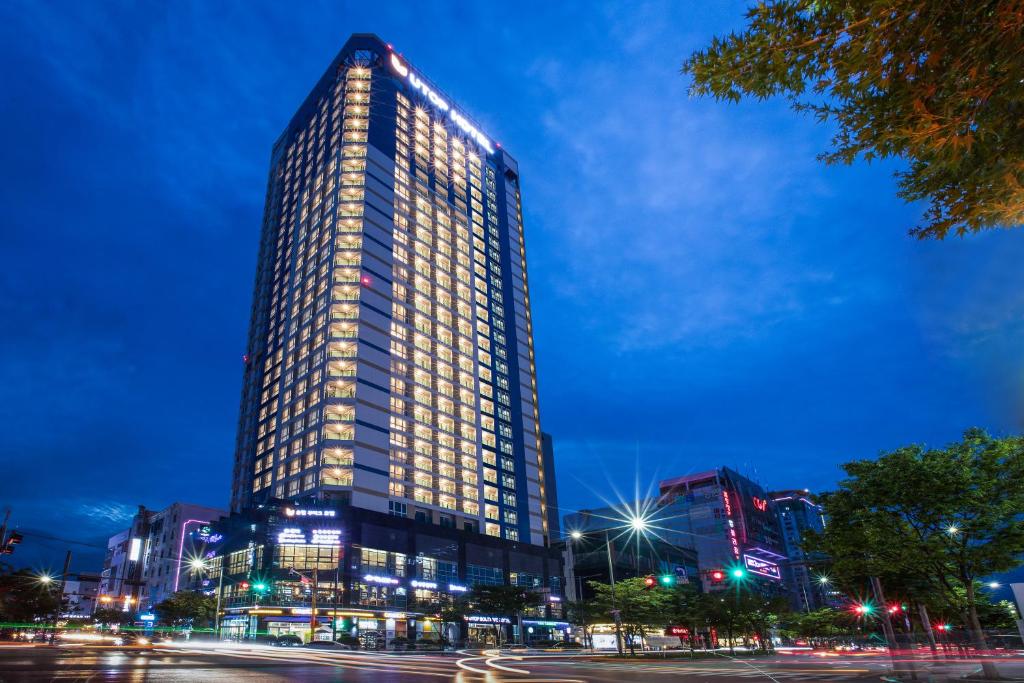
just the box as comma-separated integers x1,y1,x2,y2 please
363,574,400,585
284,508,336,517
722,491,740,559
389,53,495,154
410,580,437,590
752,497,768,512
742,554,782,580
276,527,342,546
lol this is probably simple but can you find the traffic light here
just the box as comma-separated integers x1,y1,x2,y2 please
658,574,676,587
710,570,725,584
239,580,250,591
853,602,874,616
730,567,746,580
644,575,657,589
253,582,269,594
0,531,23,555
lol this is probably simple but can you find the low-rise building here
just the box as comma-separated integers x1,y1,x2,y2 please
206,500,566,646
96,502,227,613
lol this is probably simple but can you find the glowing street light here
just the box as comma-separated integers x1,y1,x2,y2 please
189,558,208,572
36,573,54,585
629,515,649,533
988,582,1001,589
946,525,960,536
570,530,583,540
817,575,831,586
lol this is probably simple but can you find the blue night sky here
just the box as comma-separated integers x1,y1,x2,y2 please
2,1,1022,573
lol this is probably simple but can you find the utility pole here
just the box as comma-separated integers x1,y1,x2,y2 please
310,567,318,643
332,564,340,642
0,508,10,548
605,530,623,655
214,557,224,641
870,576,916,680
50,550,72,645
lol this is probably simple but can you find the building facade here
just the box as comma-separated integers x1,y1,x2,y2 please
655,469,788,594
61,573,101,619
771,490,833,611
97,502,226,612
230,33,550,547
207,500,564,645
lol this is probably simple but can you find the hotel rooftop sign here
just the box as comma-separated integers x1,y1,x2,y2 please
388,52,495,155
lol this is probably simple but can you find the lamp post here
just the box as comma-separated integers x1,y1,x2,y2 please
189,557,224,640
603,529,624,655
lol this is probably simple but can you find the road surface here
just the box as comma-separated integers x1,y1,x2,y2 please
0,643,943,681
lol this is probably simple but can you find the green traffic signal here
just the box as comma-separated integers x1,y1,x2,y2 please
252,582,269,593
731,568,746,579
659,574,676,587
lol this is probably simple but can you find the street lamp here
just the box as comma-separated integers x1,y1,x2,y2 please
817,575,831,585
566,529,623,655
988,582,1001,589
945,525,960,536
629,516,648,533
37,573,54,585
189,558,208,572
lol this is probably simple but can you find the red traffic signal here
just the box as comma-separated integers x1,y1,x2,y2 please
710,570,725,583
239,581,250,591
644,575,657,588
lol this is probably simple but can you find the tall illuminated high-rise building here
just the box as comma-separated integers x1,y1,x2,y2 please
231,34,551,547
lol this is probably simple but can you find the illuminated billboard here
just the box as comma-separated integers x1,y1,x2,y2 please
742,554,782,580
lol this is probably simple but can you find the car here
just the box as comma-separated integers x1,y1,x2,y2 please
273,634,304,647
550,641,584,650
507,643,530,651
304,640,354,650
118,634,153,646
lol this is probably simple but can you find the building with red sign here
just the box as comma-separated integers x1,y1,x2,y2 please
655,468,788,596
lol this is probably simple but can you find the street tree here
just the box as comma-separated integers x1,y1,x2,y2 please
807,429,1024,680
589,578,672,655
468,585,539,646
438,594,470,647
683,1,1024,239
563,596,605,648
154,590,216,628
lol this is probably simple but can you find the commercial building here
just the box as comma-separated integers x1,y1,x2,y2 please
218,33,563,645
230,32,550,545
61,573,101,619
771,490,833,611
559,506,699,602
656,469,788,595
207,500,564,645
97,502,226,612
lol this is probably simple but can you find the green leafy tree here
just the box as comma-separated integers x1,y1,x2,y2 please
468,585,539,646
0,569,61,623
154,590,216,628
589,578,672,655
781,607,858,642
564,594,606,648
683,1,1024,239
438,594,470,646
806,429,1024,680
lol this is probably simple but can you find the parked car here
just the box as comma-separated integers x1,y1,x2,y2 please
273,634,303,647
550,641,584,650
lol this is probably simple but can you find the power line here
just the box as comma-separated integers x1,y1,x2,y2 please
17,529,107,550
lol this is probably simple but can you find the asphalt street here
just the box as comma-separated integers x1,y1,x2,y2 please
0,644,903,682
